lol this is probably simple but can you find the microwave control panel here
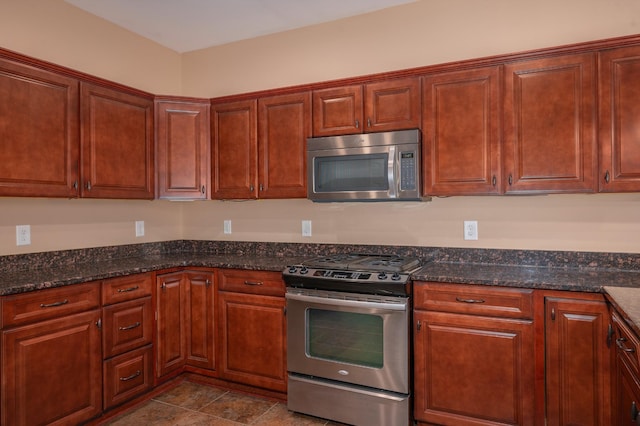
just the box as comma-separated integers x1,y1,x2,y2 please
400,151,416,190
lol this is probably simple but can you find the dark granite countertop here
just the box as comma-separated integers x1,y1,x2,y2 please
604,286,640,337
0,253,304,296
413,261,640,293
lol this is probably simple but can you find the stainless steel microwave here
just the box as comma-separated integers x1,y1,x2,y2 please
307,129,422,202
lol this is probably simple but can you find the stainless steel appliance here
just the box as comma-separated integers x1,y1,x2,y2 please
307,129,423,202
283,254,421,426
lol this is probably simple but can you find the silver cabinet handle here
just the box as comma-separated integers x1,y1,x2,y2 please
120,370,141,381
119,322,141,331
244,280,263,286
86,181,92,190
117,285,139,293
455,297,485,304
40,299,69,308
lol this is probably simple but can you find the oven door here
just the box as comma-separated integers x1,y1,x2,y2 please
286,289,409,394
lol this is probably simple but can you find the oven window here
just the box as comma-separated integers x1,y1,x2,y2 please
314,154,388,192
307,308,383,368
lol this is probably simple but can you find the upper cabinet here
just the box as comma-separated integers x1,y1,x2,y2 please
312,77,421,136
80,83,154,199
422,66,501,195
0,58,79,198
212,92,310,199
155,98,210,200
503,53,597,194
598,45,640,192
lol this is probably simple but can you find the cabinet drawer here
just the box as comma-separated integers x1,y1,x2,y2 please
102,273,152,306
612,310,640,375
103,344,153,410
218,269,284,296
103,296,153,358
414,282,534,319
1,282,100,327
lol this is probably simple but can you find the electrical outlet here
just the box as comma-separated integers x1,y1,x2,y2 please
135,221,145,237
16,225,31,246
302,220,312,237
464,221,478,240
224,220,232,234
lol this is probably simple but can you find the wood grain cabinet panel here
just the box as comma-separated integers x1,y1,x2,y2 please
211,100,258,199
414,310,535,425
598,45,640,192
156,271,188,378
2,309,102,426
0,58,79,197
102,296,153,358
503,53,597,193
156,98,210,199
312,77,420,136
185,270,215,370
544,296,611,426
103,344,153,410
258,92,311,198
80,82,154,199
422,66,501,195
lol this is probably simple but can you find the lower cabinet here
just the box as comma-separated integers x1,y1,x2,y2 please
217,269,287,392
544,294,611,426
413,282,535,426
611,308,640,425
1,282,102,426
156,269,215,380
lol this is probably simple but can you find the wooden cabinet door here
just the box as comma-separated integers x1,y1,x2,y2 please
155,98,210,199
258,92,311,198
156,271,187,379
422,67,500,195
365,77,421,133
0,58,79,197
218,291,286,392
2,310,102,426
545,296,611,426
185,270,215,370
614,356,640,426
211,100,258,199
503,53,597,193
312,85,363,136
599,45,640,192
414,310,535,425
80,82,154,199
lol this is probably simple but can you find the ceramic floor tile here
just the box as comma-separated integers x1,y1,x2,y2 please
103,400,188,425
198,391,276,424
153,381,227,410
252,402,330,425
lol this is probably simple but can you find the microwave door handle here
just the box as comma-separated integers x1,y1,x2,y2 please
388,146,397,198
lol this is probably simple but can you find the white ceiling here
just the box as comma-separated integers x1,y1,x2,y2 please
64,0,416,53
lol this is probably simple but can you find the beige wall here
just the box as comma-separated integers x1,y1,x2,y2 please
1,0,640,255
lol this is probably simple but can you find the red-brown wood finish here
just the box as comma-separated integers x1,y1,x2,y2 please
258,92,311,198
312,84,363,136
185,271,215,370
155,98,210,199
414,282,535,426
156,271,187,378
422,66,501,195
101,273,153,306
103,344,153,410
217,269,286,392
544,296,611,426
611,309,640,425
80,82,154,199
365,77,421,133
102,296,153,358
211,100,258,199
503,53,597,193
598,45,640,192
0,58,79,197
2,310,102,426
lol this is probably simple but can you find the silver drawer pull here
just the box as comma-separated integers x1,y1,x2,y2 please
40,299,69,308
119,370,141,381
455,297,485,304
117,286,139,293
119,322,141,331
244,280,263,286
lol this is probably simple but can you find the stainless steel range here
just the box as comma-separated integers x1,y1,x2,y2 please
283,253,421,426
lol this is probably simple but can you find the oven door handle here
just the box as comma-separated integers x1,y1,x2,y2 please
387,145,397,198
286,292,407,311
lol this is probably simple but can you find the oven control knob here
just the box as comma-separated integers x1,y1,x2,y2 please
288,266,298,274
377,272,387,280
391,272,401,281
300,267,309,275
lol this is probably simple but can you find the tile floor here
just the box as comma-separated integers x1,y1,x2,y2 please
102,379,348,425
